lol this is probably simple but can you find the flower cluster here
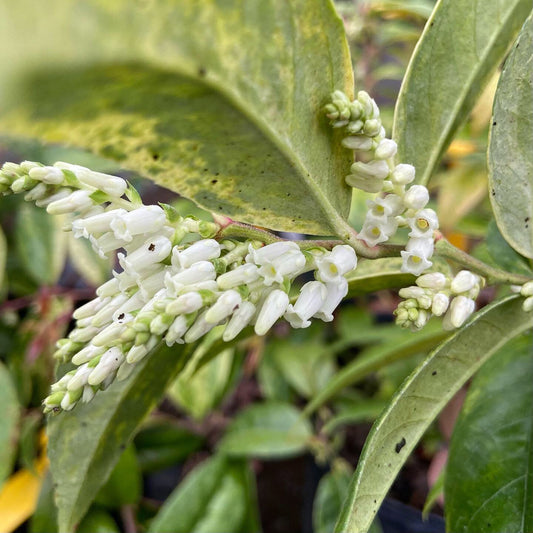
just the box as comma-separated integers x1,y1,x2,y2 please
325,91,438,277
0,160,358,413
394,270,484,331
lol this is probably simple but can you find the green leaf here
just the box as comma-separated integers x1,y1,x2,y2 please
488,12,533,258
68,235,113,287
168,347,235,420
47,343,190,533
0,361,20,487
15,204,67,286
218,402,312,459
0,225,7,291
304,322,449,416
30,473,58,533
486,220,532,275
0,0,354,235
394,0,532,185
322,400,388,435
148,456,250,533
346,258,415,296
334,295,533,533
257,352,293,402
134,420,204,473
445,333,533,532
265,333,336,399
95,445,141,507
314,462,353,533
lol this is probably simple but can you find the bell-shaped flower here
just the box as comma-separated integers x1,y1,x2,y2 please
408,208,439,238
165,261,216,296
29,165,65,185
391,164,415,185
223,301,256,341
316,245,357,283
450,270,479,295
47,190,94,215
443,295,475,330
110,205,167,242
259,250,306,286
55,162,127,198
120,236,172,275
400,238,434,276
173,239,221,269
72,209,126,239
367,194,403,222
403,185,429,210
246,241,299,265
416,272,448,290
349,160,390,181
205,290,242,324
91,293,129,327
254,290,289,335
285,281,327,328
375,139,397,160
166,291,204,315
314,277,349,322
358,215,398,247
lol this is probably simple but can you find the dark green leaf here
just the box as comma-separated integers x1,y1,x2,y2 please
486,220,532,275
218,402,312,459
0,0,354,235
445,333,533,532
134,420,204,473
335,295,533,533
394,0,532,185
30,472,58,533
0,361,20,487
18,412,41,473
148,456,250,533
48,343,190,533
488,11,533,258
257,351,293,402
15,204,66,286
78,509,120,533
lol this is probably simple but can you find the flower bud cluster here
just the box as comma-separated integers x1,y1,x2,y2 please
394,270,483,331
38,192,357,412
0,161,130,216
325,91,439,277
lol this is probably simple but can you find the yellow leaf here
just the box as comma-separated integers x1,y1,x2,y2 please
0,444,48,532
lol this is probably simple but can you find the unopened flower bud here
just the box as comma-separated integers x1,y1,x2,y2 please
403,185,429,210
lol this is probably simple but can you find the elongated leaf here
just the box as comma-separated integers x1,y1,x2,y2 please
148,456,250,533
304,322,448,416
486,220,532,275
0,361,20,487
488,12,533,258
0,0,353,235
15,204,67,286
0,225,6,291
394,0,532,185
48,344,190,533
445,334,533,532
335,295,533,533
218,402,312,459
322,400,388,435
30,472,57,533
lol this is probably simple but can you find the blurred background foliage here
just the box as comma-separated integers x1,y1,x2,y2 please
0,1,511,532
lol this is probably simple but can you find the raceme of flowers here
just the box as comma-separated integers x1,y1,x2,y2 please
0,161,357,413
394,270,484,331
325,90,438,277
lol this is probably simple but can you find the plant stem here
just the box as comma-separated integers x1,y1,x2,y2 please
434,235,531,285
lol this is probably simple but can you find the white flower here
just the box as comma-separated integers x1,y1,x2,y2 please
110,205,167,242
72,209,127,239
521,281,533,297
90,232,128,258
316,245,357,282
205,290,242,323
375,139,397,160
358,216,398,247
91,293,129,327
165,261,216,295
342,136,373,151
408,208,439,238
391,164,415,185
126,336,158,364
68,326,102,343
92,322,128,347
367,194,403,221
346,174,384,193
72,345,105,365
73,296,109,320
431,293,450,316
349,160,390,180
166,291,204,315
138,268,168,300
184,311,219,343
416,272,448,290
165,315,190,345
523,296,533,312
173,239,221,268
66,364,93,391
314,278,348,322
35,188,71,208
88,347,124,386
119,236,172,274
401,238,434,276
285,281,327,328
403,185,429,210
398,286,426,300
259,250,306,286
223,301,256,341
246,241,299,265
29,166,65,185
254,290,289,335
24,183,48,202
112,291,145,322
47,190,93,215
443,295,475,329
450,270,479,295
55,162,127,197
217,263,260,290
96,278,120,298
